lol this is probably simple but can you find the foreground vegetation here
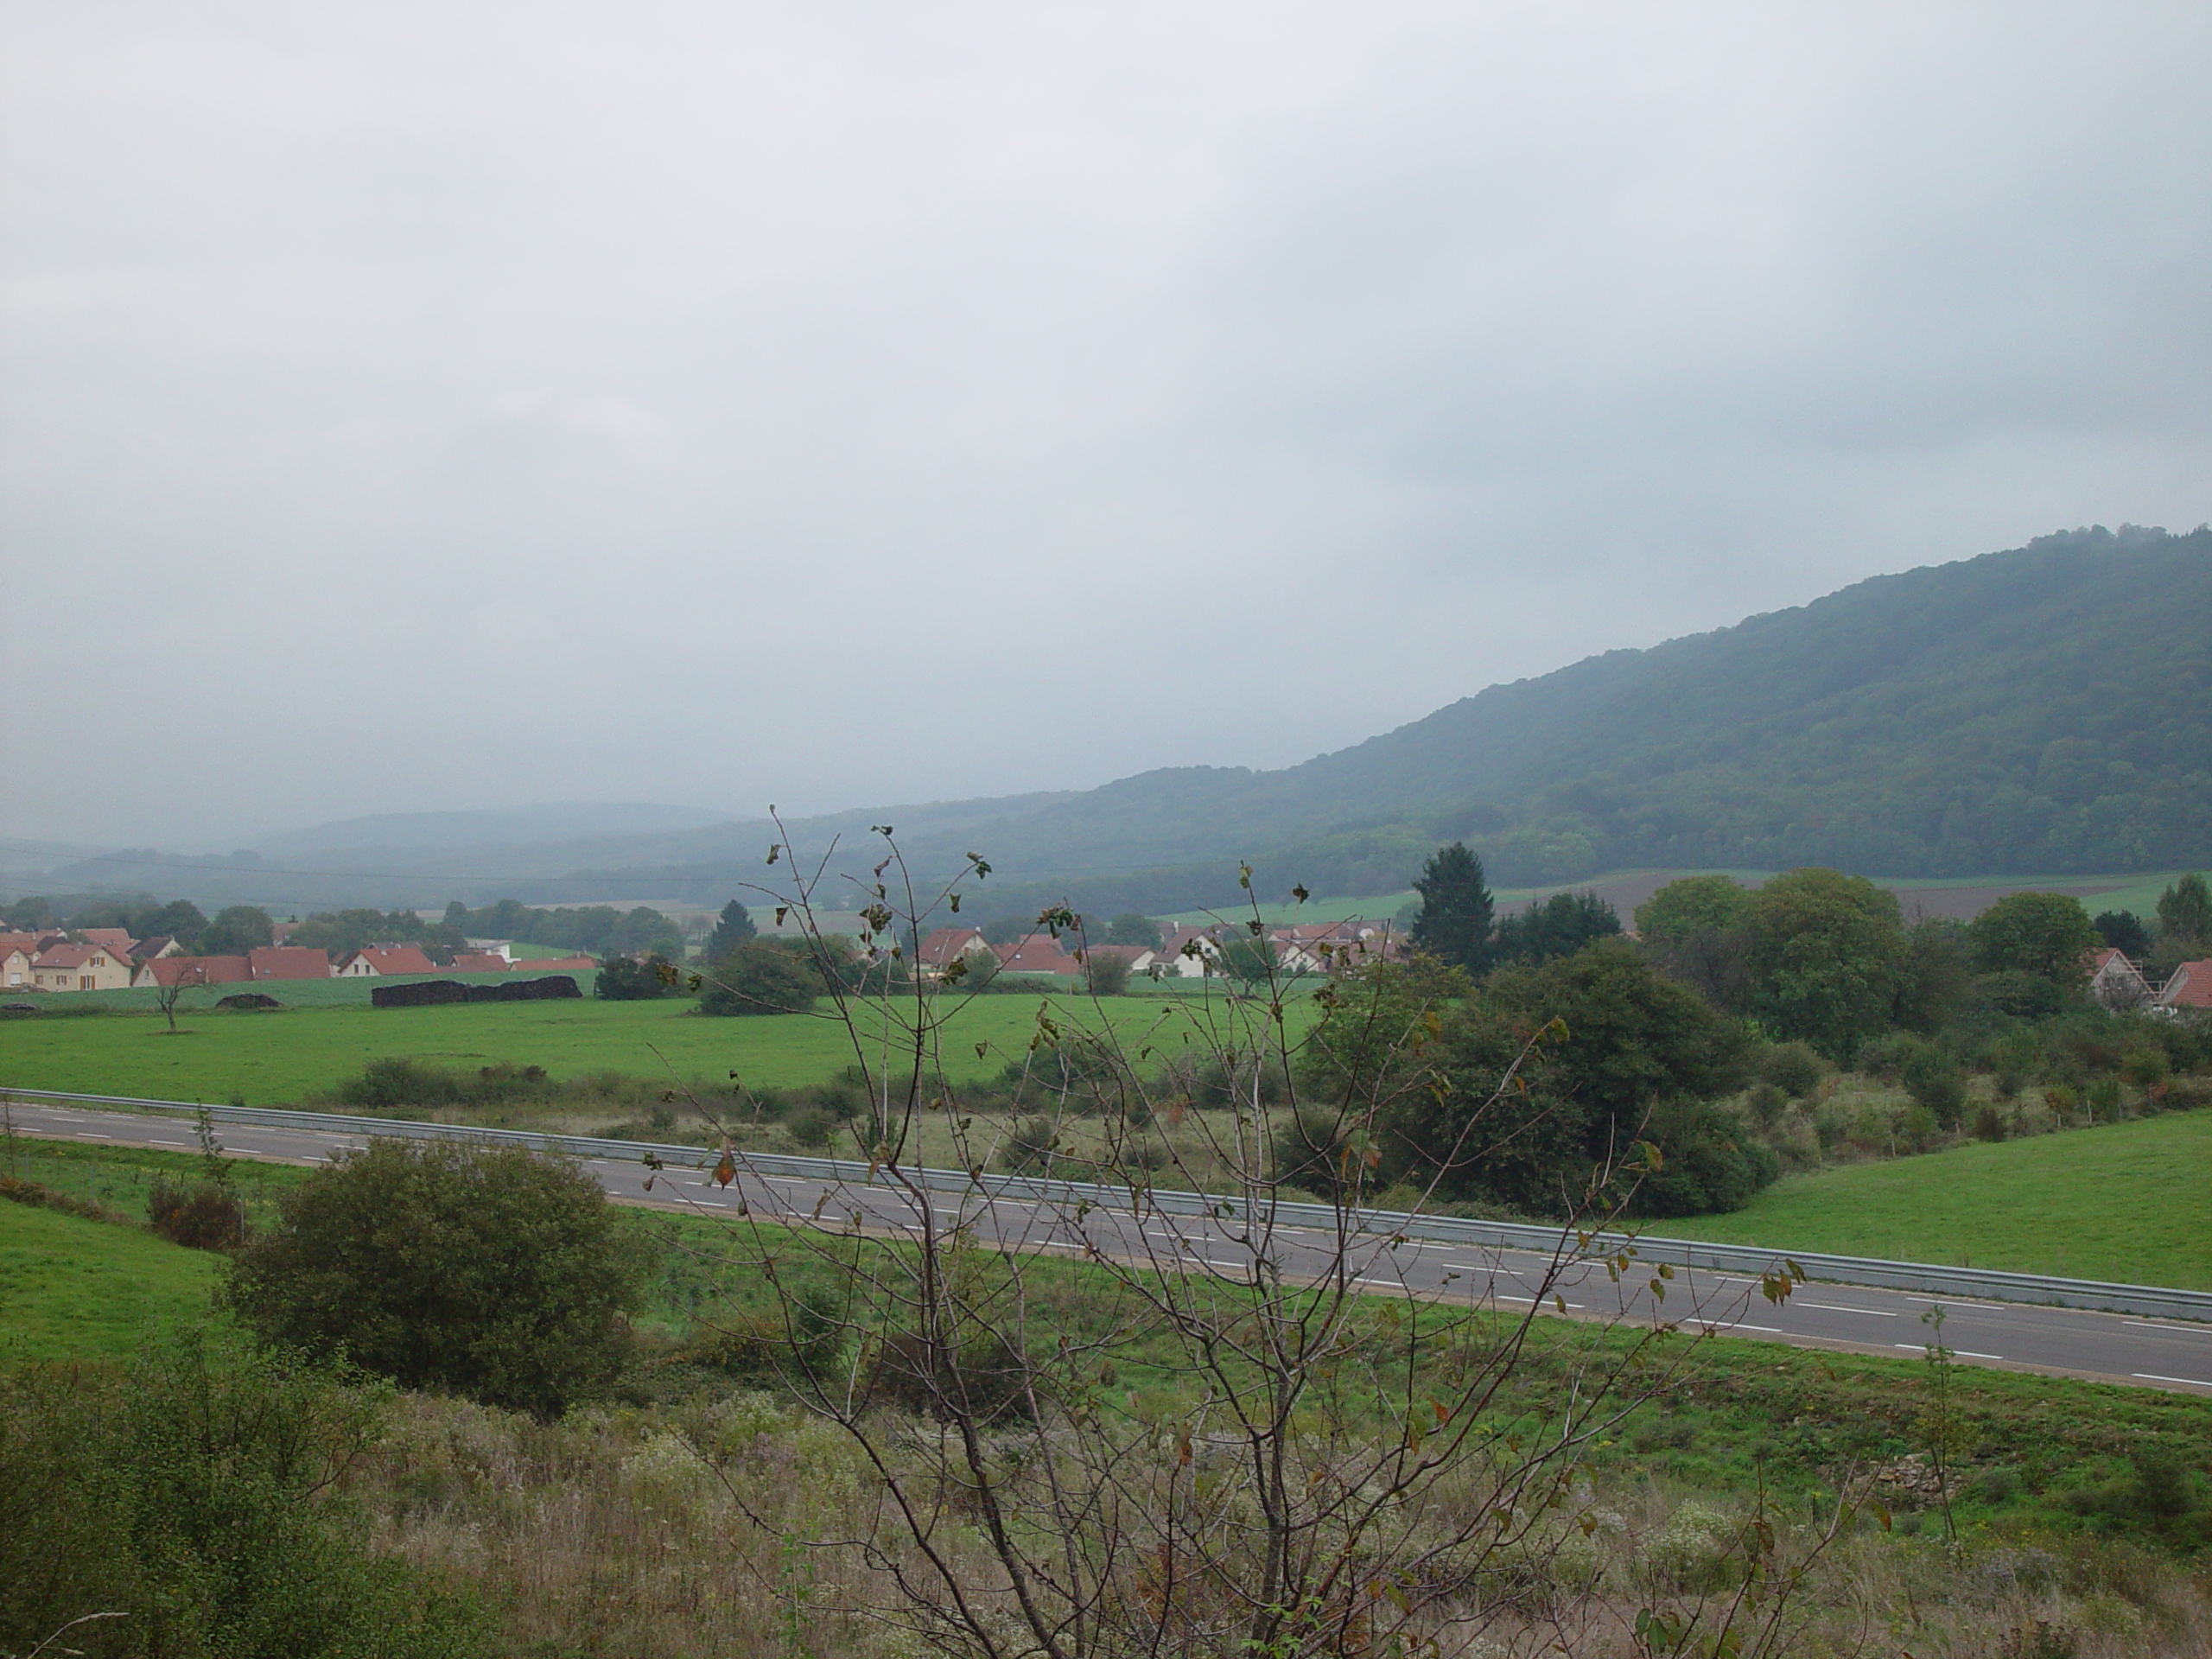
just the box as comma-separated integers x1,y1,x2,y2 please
8,1150,2212,1658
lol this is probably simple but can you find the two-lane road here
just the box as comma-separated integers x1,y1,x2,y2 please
19,1102,2212,1397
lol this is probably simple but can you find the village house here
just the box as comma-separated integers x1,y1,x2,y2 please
78,927,137,956
2,943,34,990
135,955,255,988
332,944,438,977
1146,925,1227,978
130,935,187,963
2156,959,2212,1014
29,941,136,993
917,927,996,976
2088,947,2155,1011
449,952,512,973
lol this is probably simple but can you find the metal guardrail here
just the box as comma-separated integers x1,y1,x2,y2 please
9,1085,2209,1324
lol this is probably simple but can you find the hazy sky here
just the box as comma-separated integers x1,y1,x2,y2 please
5,2,2208,848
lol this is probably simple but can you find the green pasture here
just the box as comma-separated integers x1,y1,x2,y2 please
0,1197,222,1362
1675,1108,2212,1289
0,987,1313,1107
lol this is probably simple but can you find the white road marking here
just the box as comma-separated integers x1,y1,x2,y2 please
2134,1373,2212,1389
2126,1320,2210,1335
1714,1324,1783,1334
1955,1351,2004,1360
1794,1301,1897,1316
73,1133,112,1140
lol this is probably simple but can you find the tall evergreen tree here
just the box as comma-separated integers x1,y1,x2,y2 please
705,899,759,961
1409,842,1494,975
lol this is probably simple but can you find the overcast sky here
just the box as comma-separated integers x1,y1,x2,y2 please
4,2,2208,849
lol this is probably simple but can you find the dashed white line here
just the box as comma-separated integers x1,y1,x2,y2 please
2126,1320,2209,1335
2134,1372,2212,1389
1715,1324,1783,1334
1794,1301,1897,1317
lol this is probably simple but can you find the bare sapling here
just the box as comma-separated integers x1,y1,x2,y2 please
658,824,1840,1658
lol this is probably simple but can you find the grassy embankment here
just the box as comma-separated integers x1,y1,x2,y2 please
1667,1108,2212,1289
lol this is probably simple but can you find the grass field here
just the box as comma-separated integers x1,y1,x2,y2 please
1675,1108,2212,1288
0,1195,222,1361
0,988,1312,1107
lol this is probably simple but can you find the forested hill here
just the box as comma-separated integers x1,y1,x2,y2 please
877,523,2212,906
29,524,2209,917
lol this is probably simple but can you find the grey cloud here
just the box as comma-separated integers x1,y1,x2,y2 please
3,2,2207,847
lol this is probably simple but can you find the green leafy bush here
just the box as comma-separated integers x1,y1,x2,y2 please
224,1139,658,1419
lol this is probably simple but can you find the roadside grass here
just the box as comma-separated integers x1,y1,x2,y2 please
1675,1107,2212,1288
0,988,1307,1107
0,1193,222,1361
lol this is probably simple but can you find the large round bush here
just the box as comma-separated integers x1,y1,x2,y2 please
224,1139,658,1418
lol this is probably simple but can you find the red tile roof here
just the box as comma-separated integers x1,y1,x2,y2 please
78,928,136,953
2164,960,2212,1010
995,935,1084,976
449,952,511,973
34,943,106,970
249,946,334,981
143,955,253,986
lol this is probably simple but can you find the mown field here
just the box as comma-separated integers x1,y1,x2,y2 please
0,988,1310,1107
1675,1108,2212,1289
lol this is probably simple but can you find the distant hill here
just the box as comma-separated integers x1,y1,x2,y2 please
242,802,740,859
22,525,2209,918
850,522,2212,912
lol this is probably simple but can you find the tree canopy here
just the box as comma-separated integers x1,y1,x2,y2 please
1967,891,2100,987
1740,868,1908,1063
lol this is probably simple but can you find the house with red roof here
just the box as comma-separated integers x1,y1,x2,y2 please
29,941,136,992
918,927,994,969
332,945,438,977
2,943,33,990
133,955,254,990
78,927,137,956
2156,960,2212,1014
449,952,512,974
251,946,334,982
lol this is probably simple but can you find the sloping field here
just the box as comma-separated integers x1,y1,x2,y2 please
0,1198,221,1360
1676,1109,2212,1290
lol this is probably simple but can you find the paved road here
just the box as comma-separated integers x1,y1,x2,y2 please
22,1102,2212,1399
